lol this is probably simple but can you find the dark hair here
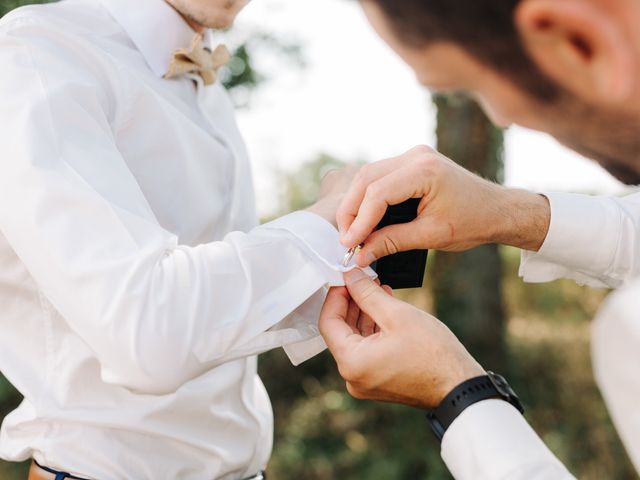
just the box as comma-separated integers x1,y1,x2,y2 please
365,0,560,101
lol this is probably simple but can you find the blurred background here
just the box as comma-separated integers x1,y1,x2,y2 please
0,0,637,478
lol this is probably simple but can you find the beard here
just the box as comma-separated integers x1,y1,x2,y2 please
548,98,640,186
563,142,640,185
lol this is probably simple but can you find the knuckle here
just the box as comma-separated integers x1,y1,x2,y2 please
335,209,350,225
415,156,442,181
322,168,341,182
364,182,383,200
413,149,438,169
409,144,434,157
359,282,379,303
353,165,372,189
338,358,365,383
382,234,400,255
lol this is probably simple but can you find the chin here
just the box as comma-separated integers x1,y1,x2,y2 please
203,12,237,29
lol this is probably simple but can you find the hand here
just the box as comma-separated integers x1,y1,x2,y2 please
319,269,485,409
306,165,361,229
336,146,551,267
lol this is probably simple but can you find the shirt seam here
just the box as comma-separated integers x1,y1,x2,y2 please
604,197,626,281
35,289,57,469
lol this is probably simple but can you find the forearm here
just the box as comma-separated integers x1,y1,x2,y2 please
492,188,551,252
28,212,363,394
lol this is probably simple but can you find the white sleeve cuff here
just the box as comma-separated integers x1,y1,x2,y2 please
257,211,376,365
519,192,623,288
442,400,574,480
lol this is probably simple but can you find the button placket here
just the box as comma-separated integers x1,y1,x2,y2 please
187,73,236,215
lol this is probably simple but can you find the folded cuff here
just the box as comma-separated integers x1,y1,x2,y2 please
258,211,376,364
519,192,622,288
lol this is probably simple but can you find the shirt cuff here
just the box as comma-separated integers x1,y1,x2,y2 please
258,211,376,365
442,400,574,480
519,192,622,288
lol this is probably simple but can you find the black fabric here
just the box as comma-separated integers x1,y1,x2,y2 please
33,460,90,480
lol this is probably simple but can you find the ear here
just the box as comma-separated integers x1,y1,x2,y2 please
515,0,636,104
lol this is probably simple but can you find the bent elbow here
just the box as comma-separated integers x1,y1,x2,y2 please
97,338,202,395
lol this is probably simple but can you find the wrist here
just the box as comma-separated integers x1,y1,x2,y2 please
306,197,340,229
493,188,551,251
435,362,486,408
427,371,525,442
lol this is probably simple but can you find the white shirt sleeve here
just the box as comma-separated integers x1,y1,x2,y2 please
592,278,640,474
441,400,575,480
519,192,640,288
0,21,368,395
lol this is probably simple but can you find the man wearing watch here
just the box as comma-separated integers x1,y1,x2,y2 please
319,0,640,478
320,270,575,479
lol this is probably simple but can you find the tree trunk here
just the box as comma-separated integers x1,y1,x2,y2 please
432,94,507,369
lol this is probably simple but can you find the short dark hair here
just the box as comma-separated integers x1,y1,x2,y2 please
365,0,560,101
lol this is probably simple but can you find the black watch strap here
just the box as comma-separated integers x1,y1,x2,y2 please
427,371,524,442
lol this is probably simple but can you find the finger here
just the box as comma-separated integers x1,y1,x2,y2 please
355,220,430,267
319,287,363,353
348,276,382,331
336,155,410,244
337,146,437,241
342,166,433,248
345,298,361,333
374,286,393,333
343,269,399,330
357,310,377,337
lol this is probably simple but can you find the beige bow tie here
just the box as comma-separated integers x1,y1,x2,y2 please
164,34,230,86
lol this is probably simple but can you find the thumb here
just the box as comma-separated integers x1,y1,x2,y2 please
344,269,398,329
356,221,427,267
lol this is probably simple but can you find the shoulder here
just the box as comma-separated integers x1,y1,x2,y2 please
0,1,113,40
0,1,125,78
0,2,127,114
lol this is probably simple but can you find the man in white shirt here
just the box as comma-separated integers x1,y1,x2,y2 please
319,0,640,478
0,0,373,479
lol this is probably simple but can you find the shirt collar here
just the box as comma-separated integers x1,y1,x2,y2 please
100,0,200,77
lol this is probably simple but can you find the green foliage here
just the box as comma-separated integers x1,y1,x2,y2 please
0,0,48,17
222,33,305,102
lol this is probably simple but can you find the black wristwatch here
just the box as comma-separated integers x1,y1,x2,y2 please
427,371,524,442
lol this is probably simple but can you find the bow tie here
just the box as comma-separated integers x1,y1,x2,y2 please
164,34,230,86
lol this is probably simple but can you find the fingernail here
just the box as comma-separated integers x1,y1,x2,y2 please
362,252,377,266
344,268,368,286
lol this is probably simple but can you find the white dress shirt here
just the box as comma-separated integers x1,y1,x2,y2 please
0,1,373,478
441,191,640,479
